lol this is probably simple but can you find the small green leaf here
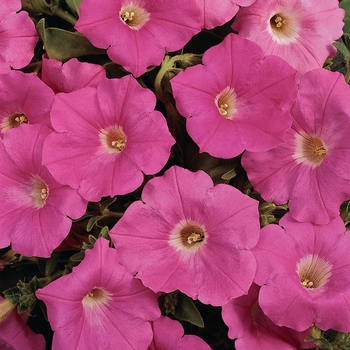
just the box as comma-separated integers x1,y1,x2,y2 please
100,196,117,214
36,18,105,62
333,40,350,60
65,0,82,16
172,292,204,328
88,235,97,245
341,0,350,36
221,168,237,181
69,251,85,262
99,226,110,241
86,215,102,232
44,252,61,277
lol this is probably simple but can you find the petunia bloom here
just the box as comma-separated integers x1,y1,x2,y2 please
41,55,106,94
171,33,297,159
242,69,350,224
0,297,46,350
252,213,350,332
148,316,211,350
232,0,344,73
0,124,87,257
0,70,54,137
75,0,201,77
222,283,314,350
42,74,175,202
0,1,38,72
195,0,256,29
109,165,260,306
36,238,161,350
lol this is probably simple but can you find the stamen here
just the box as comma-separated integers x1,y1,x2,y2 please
100,126,126,154
1,112,28,133
120,4,150,29
187,231,204,245
215,87,237,120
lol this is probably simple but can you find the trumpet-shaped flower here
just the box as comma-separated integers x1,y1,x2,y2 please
0,70,54,137
171,33,297,159
0,124,87,257
75,0,201,77
222,283,313,349
0,1,38,72
42,75,175,202
109,165,260,306
253,213,350,332
232,0,344,73
36,238,160,350
242,69,350,224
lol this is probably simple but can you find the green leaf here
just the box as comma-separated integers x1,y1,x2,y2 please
333,40,350,60
86,215,102,232
172,293,204,328
36,18,105,62
100,196,117,214
221,168,237,181
69,251,85,263
44,252,61,277
65,0,82,16
341,0,350,36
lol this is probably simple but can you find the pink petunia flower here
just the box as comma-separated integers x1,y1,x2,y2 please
0,1,38,72
0,297,46,350
75,0,201,77
0,124,87,257
232,0,344,73
171,33,297,159
36,237,161,350
42,74,175,202
148,316,211,350
222,283,313,350
242,69,350,224
253,213,350,332
41,55,106,94
109,165,260,306
195,0,256,29
0,70,54,137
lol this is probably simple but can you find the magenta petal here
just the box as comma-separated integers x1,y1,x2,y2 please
149,316,211,350
41,56,105,93
0,297,46,350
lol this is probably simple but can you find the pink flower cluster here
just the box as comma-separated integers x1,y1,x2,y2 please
0,0,349,349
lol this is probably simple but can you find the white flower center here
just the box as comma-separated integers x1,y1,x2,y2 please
268,12,299,44
297,254,332,289
1,112,28,133
293,133,327,168
169,219,206,252
82,287,112,309
120,3,150,30
100,126,126,154
215,87,237,120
